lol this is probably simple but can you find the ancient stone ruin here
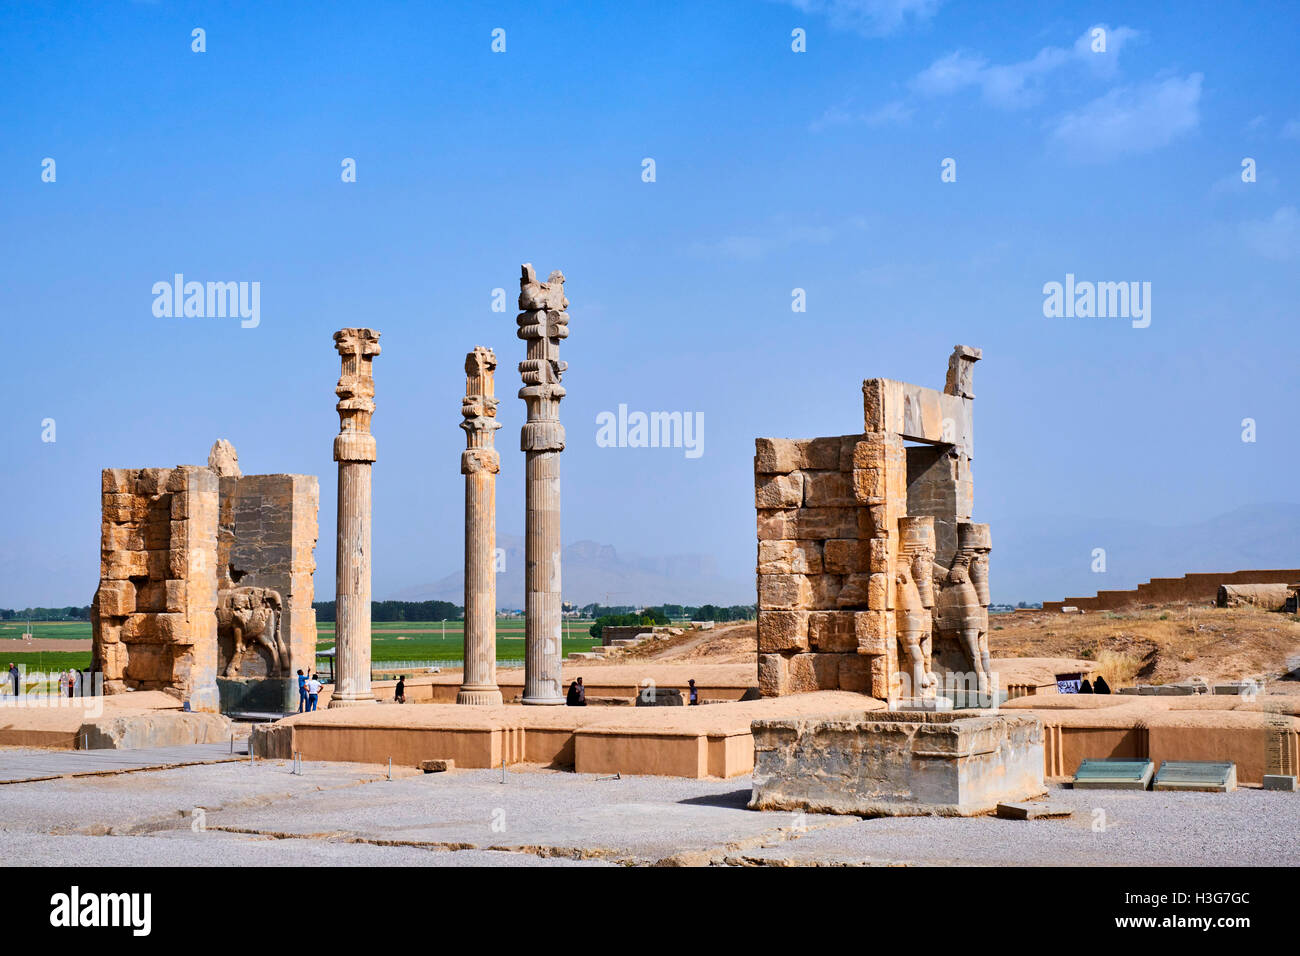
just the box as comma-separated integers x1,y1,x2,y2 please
330,327,381,708
92,442,319,713
517,264,569,705
754,345,991,704
459,346,503,705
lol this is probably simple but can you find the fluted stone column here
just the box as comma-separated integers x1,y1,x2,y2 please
458,347,504,706
329,328,380,708
517,264,568,705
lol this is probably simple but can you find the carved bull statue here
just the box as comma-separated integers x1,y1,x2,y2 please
215,586,288,678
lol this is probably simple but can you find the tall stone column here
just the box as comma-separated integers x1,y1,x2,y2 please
329,328,381,708
517,264,568,705
458,347,504,706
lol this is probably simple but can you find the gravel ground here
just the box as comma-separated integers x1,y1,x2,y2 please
0,758,1294,866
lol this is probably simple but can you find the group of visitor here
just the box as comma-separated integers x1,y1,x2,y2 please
296,670,324,711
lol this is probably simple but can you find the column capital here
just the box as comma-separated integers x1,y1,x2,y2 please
334,328,380,462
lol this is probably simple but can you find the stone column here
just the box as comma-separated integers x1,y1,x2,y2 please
329,328,381,708
458,347,504,706
517,264,568,705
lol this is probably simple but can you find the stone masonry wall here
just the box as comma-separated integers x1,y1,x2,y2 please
92,466,220,711
755,428,909,700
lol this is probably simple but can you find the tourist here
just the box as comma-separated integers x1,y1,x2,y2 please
1094,675,1111,694
1079,678,1094,694
296,669,308,713
304,672,322,712
688,679,698,706
395,675,406,704
566,678,586,706
8,662,18,696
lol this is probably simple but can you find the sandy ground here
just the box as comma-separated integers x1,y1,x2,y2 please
0,638,92,653
0,759,1293,867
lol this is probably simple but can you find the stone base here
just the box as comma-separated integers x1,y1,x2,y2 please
327,695,377,709
750,710,1046,817
456,687,503,706
520,696,565,706
890,696,954,712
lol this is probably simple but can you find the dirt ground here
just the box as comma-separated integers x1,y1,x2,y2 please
0,638,92,653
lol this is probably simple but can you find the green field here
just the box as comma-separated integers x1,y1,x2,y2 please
0,621,92,640
0,620,601,674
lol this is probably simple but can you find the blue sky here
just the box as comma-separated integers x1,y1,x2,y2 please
2,0,1297,607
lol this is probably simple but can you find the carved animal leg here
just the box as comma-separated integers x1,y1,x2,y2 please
227,626,247,677
960,628,986,694
978,631,993,697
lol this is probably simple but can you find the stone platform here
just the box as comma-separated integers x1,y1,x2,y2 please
252,691,880,779
749,710,1047,816
0,692,231,750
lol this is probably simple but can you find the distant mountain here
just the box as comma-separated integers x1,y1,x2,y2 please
388,536,753,608
993,503,1300,604
386,504,1300,609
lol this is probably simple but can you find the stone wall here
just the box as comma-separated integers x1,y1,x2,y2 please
93,446,318,714
216,473,319,710
755,347,986,703
1043,569,1300,613
92,466,221,711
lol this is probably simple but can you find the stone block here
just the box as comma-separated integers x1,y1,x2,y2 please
758,574,812,610
808,610,857,652
823,539,865,575
852,466,886,504
755,472,804,509
758,610,810,653
995,801,1073,820
835,573,869,608
810,574,845,610
1263,775,1298,792
867,572,891,609
758,653,789,697
102,549,147,580
101,469,135,494
96,581,135,617
838,654,873,693
793,508,858,540
802,470,853,507
757,540,822,575
867,537,890,573
803,437,840,471
134,468,173,496
854,610,890,654
751,712,1046,816
787,653,840,693
871,654,891,699
754,438,802,474
756,509,796,541
420,759,455,773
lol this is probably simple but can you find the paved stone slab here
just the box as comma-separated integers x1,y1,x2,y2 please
1153,761,1237,792
1263,774,1298,792
0,741,247,783
995,800,1074,820
1072,758,1154,790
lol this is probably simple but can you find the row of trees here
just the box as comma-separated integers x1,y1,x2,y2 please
0,607,91,621
577,603,756,622
312,600,462,623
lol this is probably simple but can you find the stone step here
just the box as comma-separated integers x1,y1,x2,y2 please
567,652,598,660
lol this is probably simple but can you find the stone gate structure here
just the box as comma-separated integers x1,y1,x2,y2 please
92,441,318,712
755,346,991,704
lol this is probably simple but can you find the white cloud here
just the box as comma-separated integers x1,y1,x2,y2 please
811,99,912,131
779,0,942,37
1240,206,1300,260
911,25,1139,109
1050,73,1201,162
689,225,836,262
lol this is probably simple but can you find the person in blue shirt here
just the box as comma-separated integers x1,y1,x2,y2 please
297,669,308,712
